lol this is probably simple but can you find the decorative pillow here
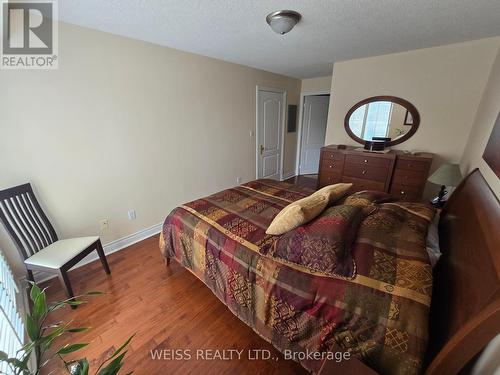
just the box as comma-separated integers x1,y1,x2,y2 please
341,190,393,206
266,193,329,235
310,183,353,204
271,204,369,277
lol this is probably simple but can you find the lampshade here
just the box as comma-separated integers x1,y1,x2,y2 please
266,10,301,35
427,163,463,187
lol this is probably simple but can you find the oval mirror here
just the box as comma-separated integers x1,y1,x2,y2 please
344,96,420,147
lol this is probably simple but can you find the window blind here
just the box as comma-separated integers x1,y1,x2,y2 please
0,251,24,375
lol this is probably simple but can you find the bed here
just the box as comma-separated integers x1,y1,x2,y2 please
159,170,500,374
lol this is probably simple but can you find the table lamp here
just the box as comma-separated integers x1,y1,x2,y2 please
427,163,463,207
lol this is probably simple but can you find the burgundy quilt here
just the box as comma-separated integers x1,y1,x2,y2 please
160,179,434,374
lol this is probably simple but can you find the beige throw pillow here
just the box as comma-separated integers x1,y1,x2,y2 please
311,183,353,204
266,194,328,235
266,183,353,236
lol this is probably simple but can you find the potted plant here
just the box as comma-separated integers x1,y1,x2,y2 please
0,283,134,375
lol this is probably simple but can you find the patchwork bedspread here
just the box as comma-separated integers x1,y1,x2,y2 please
160,179,434,374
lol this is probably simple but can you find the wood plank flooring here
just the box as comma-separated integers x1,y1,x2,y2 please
284,175,318,190
41,235,307,375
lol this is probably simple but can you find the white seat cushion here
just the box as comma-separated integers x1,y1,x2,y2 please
24,236,99,269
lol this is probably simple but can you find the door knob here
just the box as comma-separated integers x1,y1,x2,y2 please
260,145,265,155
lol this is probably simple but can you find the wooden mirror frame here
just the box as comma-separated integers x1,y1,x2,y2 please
344,95,420,147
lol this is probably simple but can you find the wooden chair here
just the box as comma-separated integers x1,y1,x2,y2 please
0,183,110,302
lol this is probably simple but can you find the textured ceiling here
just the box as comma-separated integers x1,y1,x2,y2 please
59,0,500,78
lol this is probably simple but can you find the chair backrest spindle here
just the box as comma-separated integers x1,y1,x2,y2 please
0,184,58,260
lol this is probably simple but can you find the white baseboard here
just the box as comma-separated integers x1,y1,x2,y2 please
24,222,163,284
103,222,162,255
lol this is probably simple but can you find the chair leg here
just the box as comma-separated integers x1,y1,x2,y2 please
57,269,76,309
25,269,36,313
165,257,171,266
96,240,111,275
27,269,35,283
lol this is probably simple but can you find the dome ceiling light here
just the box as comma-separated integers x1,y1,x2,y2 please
266,10,302,35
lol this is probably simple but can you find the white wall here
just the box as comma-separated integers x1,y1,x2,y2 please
301,76,332,93
460,45,500,198
0,22,300,277
325,38,500,167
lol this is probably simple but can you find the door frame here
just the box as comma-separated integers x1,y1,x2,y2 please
255,85,287,180
295,90,331,176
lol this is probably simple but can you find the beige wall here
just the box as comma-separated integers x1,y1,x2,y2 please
301,75,332,93
325,38,500,168
0,22,300,276
460,45,500,198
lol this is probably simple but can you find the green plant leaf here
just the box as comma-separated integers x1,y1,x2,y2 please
21,339,36,352
67,327,89,333
48,300,85,312
96,352,126,375
107,334,135,361
29,282,42,302
85,291,104,295
94,334,135,374
2,357,29,371
40,325,66,351
56,343,89,355
43,321,63,329
47,290,103,312
33,290,47,318
0,350,8,361
20,353,31,369
25,314,39,341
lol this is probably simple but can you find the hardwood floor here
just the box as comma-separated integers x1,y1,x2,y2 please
285,174,318,190
41,235,307,375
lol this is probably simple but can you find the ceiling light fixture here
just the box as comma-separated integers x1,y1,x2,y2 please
266,10,301,35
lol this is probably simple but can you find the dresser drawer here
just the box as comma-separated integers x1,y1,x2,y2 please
320,158,343,173
395,158,429,172
343,162,389,183
390,184,421,202
322,150,344,161
392,169,426,187
346,154,392,168
342,176,385,192
318,171,342,188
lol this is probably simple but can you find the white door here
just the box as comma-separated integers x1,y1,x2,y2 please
257,89,284,180
299,95,330,174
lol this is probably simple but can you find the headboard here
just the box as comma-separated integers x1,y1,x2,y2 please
426,169,500,374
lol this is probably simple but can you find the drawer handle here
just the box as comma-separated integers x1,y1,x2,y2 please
364,159,368,163
330,154,335,158
400,190,405,195
329,164,334,168
362,170,367,175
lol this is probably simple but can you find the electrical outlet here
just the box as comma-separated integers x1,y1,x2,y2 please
128,209,136,220
99,219,109,231
236,177,242,184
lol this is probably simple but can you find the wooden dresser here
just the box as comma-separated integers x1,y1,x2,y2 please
318,145,433,201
